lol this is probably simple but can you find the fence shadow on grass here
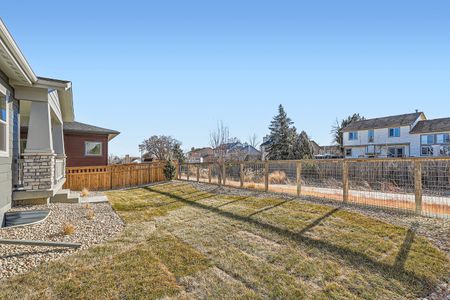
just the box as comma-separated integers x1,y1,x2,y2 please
144,185,434,294
394,222,419,271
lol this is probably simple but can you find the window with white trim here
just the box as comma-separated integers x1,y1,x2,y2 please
348,132,358,141
436,133,450,144
85,141,102,156
345,148,352,157
388,147,404,158
0,93,8,156
389,128,400,137
421,134,434,145
440,145,450,156
421,146,433,156
368,130,374,143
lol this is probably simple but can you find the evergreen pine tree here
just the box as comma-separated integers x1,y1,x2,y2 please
267,105,294,160
295,131,314,159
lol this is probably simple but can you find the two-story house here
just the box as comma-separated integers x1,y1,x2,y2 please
342,112,450,158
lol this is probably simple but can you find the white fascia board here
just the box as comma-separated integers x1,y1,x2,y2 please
0,19,37,84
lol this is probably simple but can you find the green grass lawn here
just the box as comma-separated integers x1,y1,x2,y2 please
0,182,448,299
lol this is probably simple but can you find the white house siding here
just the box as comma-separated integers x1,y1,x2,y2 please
0,74,17,226
344,126,419,158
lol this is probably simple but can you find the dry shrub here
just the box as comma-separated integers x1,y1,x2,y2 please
83,203,92,209
80,188,90,197
86,209,95,220
63,223,75,235
246,183,256,189
269,171,287,184
244,169,264,184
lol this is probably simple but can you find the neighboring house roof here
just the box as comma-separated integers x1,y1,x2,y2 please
260,139,273,147
410,118,450,134
342,112,424,132
63,121,120,141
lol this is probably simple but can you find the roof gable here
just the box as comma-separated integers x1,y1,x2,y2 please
342,112,423,132
410,118,450,134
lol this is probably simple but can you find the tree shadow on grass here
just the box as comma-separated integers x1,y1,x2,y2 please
144,186,436,295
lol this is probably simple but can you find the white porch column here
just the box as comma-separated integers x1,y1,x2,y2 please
25,101,53,153
22,101,55,191
52,122,64,155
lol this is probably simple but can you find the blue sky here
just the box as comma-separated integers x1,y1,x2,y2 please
2,1,450,156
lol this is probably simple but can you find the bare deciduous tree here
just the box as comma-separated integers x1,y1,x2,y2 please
210,121,230,163
248,133,260,149
139,135,182,161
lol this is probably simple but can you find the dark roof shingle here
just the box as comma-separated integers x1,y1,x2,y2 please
410,118,450,134
63,121,120,140
342,112,423,132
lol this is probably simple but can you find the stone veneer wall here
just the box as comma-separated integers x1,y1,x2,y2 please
22,153,55,191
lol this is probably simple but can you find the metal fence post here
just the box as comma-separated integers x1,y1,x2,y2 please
196,165,200,182
343,160,349,203
414,160,423,215
296,161,302,197
240,163,244,188
264,161,269,192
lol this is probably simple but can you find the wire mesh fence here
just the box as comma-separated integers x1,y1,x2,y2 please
179,158,450,219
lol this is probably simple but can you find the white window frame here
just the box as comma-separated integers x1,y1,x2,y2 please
421,146,433,157
388,127,400,138
436,133,450,144
345,148,352,157
368,129,375,143
440,145,450,156
348,132,358,141
85,141,103,157
0,88,9,157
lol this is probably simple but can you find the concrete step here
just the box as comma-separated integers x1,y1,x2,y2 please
50,189,80,204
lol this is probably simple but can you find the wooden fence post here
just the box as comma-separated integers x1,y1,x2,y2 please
196,165,200,182
109,166,113,190
414,160,423,215
342,160,349,203
222,163,227,185
240,163,244,188
264,161,269,192
296,161,302,197
187,165,190,181
208,164,212,184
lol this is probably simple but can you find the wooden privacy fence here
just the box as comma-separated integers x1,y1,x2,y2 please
179,157,450,219
64,163,167,191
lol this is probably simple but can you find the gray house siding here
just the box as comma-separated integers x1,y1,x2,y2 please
0,72,17,226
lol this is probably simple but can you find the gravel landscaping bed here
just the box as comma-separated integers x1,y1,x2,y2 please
0,202,124,280
185,181,450,300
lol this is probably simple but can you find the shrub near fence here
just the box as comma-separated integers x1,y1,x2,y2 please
64,163,167,191
179,158,450,219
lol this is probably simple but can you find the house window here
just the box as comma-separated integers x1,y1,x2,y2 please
389,128,400,137
421,134,435,145
345,148,352,157
436,133,450,144
0,93,8,156
368,130,374,143
388,147,404,158
348,132,358,141
440,146,450,156
85,141,102,156
421,146,433,156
